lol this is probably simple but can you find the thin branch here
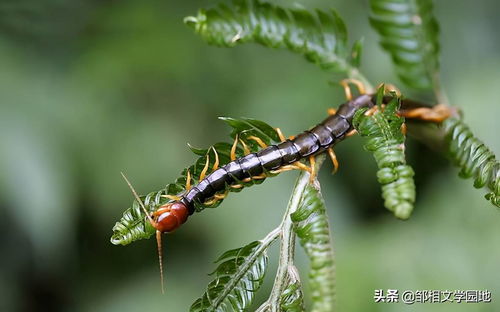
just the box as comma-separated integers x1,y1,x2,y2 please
263,155,326,311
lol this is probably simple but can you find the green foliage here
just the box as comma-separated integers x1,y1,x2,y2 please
185,0,358,73
280,278,305,312
353,89,416,219
369,0,440,89
110,117,280,246
291,184,336,312
190,239,273,312
444,118,500,207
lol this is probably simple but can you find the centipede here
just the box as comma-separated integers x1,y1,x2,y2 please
117,81,453,290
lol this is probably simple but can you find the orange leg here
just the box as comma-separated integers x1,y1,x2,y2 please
270,165,298,175
203,191,229,206
161,194,182,201
211,147,220,171
239,139,251,155
327,108,337,116
401,123,407,136
309,156,316,183
327,148,339,174
293,161,312,173
185,170,192,191
247,135,268,149
400,104,453,122
276,128,287,142
230,134,239,161
199,154,210,181
346,129,357,137
340,78,367,100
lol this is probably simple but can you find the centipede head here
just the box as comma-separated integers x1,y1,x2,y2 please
150,201,189,293
121,172,189,293
153,202,189,233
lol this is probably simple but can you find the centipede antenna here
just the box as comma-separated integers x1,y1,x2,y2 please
156,230,165,294
120,172,154,225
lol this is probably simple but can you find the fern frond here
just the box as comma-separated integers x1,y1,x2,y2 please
110,117,280,245
444,118,499,207
369,0,440,89
280,277,305,312
353,89,416,219
185,0,355,72
190,232,278,312
291,183,336,312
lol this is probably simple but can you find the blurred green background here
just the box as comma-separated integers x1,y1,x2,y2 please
0,0,499,311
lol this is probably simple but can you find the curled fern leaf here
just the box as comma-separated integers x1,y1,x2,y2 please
291,184,336,312
353,89,416,219
444,118,500,207
190,237,277,312
185,0,355,72
110,117,280,245
280,275,305,312
369,0,440,89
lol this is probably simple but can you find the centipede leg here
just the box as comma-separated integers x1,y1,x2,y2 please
185,170,192,191
293,161,313,174
270,165,298,175
239,139,251,155
340,78,367,100
400,104,453,122
309,156,316,183
346,129,357,137
230,134,239,161
211,147,219,171
276,128,287,142
327,108,337,116
327,148,339,174
161,194,182,201
204,191,229,206
401,122,407,136
199,154,210,181
247,135,268,149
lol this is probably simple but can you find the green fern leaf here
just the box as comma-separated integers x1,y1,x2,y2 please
369,0,440,89
291,184,336,312
110,117,280,245
353,88,416,219
444,118,499,207
190,240,273,312
185,0,355,72
280,279,305,312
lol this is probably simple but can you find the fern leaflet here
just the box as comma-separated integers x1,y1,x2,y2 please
185,0,357,72
444,118,499,207
369,0,440,89
353,88,416,219
291,183,336,312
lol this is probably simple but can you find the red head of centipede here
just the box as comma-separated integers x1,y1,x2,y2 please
153,201,189,233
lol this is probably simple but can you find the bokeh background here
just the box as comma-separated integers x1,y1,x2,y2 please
0,0,499,311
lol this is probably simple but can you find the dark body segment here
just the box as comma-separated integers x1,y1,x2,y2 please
292,132,321,157
239,153,264,177
277,140,301,164
181,94,375,214
257,145,282,170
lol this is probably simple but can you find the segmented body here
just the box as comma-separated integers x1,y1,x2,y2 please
176,94,375,220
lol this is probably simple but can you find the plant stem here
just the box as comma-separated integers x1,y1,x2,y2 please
266,155,326,311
